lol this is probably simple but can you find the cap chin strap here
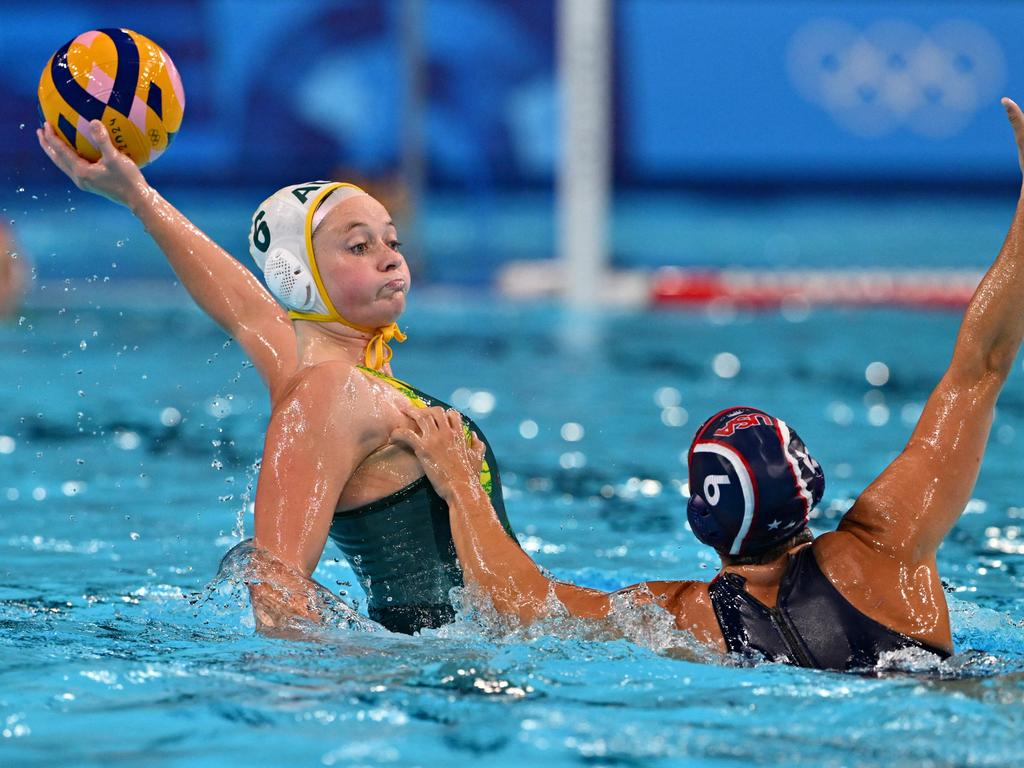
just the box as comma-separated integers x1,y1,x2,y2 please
288,183,407,370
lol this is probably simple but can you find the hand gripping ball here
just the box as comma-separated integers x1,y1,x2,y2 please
38,28,185,167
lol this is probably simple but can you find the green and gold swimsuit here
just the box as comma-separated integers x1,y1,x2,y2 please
327,367,515,634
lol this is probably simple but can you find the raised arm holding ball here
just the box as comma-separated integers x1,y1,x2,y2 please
37,29,515,636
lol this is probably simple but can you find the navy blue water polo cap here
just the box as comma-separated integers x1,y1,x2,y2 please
687,407,825,557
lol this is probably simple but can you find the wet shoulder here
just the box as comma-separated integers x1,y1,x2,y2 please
811,531,952,651
642,579,726,652
274,361,378,421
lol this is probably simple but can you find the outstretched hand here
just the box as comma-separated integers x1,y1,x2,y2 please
1003,97,1024,178
390,403,486,501
36,120,149,209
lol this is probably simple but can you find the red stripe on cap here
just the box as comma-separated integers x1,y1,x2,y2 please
773,421,812,525
689,405,765,473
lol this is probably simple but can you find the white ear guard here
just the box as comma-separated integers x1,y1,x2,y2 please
248,181,366,315
263,247,316,311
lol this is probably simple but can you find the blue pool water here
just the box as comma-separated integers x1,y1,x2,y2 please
1,290,1023,766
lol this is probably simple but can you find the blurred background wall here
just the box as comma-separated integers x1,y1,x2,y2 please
3,0,1024,288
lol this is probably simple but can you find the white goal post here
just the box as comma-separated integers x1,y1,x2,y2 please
557,0,612,309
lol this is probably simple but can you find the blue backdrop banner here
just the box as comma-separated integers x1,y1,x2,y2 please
4,1,1024,187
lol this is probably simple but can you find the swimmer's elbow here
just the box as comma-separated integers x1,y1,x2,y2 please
950,339,1016,388
938,360,1006,412
982,347,1017,381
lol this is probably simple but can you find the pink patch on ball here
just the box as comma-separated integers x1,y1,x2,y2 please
128,93,149,137
75,115,98,153
160,49,186,110
86,63,115,102
75,30,102,47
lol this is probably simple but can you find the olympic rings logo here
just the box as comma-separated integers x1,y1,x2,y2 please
786,19,1006,138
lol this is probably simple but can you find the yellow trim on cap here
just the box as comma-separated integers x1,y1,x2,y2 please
286,181,407,370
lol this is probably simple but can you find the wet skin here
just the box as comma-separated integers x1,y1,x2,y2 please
38,119,432,628
39,99,1024,649
391,98,1024,658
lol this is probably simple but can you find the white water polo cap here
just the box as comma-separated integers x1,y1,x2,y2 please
248,181,406,369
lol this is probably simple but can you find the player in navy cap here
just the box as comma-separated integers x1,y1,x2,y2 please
686,406,824,559
392,97,1024,670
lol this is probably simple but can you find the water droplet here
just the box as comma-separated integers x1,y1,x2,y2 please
712,352,741,379
113,431,140,450
129,532,140,541
661,406,688,427
160,407,182,427
467,391,496,415
865,361,890,387
79,340,87,350
560,422,584,442
654,387,681,408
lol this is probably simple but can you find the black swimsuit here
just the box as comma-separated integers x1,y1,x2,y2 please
328,369,515,634
708,545,951,671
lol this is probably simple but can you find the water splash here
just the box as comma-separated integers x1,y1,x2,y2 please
210,540,382,638
440,582,715,663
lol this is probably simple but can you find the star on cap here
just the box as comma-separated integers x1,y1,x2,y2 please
768,519,782,530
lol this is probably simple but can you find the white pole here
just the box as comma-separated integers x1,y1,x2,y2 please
400,0,425,268
558,0,612,309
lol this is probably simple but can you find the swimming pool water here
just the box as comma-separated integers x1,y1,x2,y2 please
1,291,1022,767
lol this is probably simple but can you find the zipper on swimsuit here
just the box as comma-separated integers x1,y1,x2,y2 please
769,606,815,668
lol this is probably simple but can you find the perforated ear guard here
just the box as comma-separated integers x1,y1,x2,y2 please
263,248,316,311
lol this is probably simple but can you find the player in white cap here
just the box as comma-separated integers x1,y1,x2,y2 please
38,121,515,634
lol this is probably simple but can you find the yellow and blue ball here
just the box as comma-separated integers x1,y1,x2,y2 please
38,28,185,167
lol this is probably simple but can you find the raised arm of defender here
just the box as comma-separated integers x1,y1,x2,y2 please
37,120,296,399
840,98,1024,562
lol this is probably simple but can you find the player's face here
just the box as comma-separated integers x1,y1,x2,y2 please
312,195,410,328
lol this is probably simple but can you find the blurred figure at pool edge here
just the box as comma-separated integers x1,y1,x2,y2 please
389,98,1024,671
0,222,26,318
37,120,515,636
